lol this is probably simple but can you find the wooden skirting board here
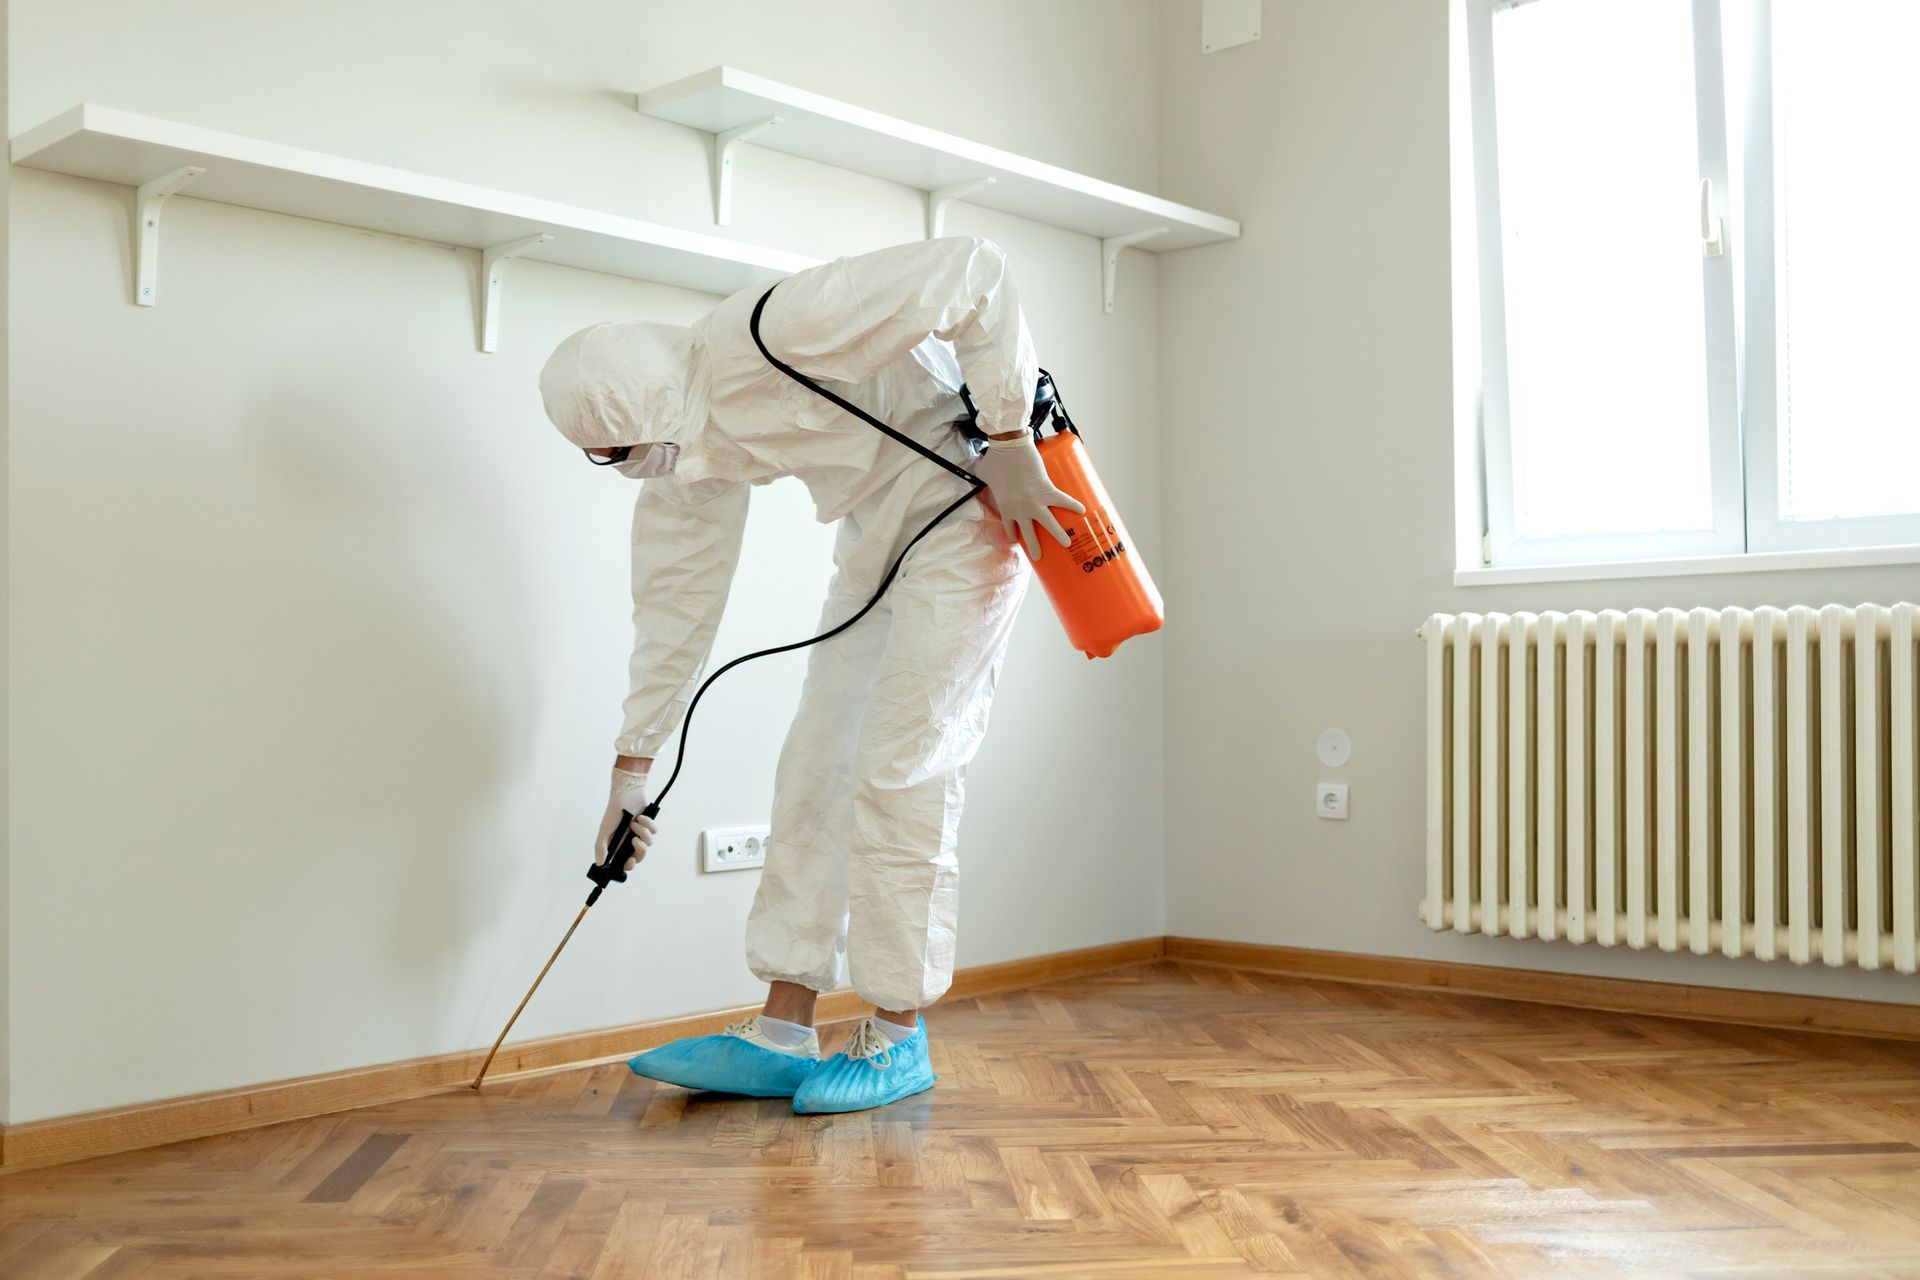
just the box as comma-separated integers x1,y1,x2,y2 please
0,937,1163,1171
6,934,1916,1171
1163,937,1920,1042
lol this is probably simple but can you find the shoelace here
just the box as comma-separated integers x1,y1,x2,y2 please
723,1018,760,1039
843,1019,895,1071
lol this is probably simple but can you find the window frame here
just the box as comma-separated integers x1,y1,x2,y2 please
1459,0,1920,576
1735,0,1920,554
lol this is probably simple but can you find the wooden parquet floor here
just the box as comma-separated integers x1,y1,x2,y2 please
5,961,1920,1279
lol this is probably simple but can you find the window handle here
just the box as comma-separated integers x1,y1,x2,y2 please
1700,178,1725,258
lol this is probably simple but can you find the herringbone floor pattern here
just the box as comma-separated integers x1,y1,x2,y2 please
4,961,1920,1278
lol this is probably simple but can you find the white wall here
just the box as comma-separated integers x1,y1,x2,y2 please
1155,0,1918,1006
5,0,1167,1123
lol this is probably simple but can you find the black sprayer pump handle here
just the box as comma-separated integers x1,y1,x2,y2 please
584,802,662,907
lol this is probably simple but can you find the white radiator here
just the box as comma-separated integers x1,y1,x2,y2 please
1420,604,1919,973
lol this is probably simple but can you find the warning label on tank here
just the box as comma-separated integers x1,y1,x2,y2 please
1064,509,1127,573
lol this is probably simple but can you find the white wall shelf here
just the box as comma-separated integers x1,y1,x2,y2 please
635,66,1241,312
10,104,819,348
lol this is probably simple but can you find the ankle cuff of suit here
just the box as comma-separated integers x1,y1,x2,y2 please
749,966,836,996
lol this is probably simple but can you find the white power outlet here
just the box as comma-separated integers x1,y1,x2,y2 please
701,825,770,873
1316,782,1349,821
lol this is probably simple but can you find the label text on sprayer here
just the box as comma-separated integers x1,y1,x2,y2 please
1064,511,1126,573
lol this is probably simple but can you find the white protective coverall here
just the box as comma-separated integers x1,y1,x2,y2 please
540,237,1037,1012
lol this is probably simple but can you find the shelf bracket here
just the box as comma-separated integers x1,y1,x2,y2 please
479,233,554,353
711,116,781,227
1101,228,1168,314
134,165,205,306
926,177,995,239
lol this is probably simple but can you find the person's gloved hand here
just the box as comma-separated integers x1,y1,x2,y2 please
595,766,658,872
972,434,1085,560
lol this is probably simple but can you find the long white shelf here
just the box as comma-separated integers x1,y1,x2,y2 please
10,104,819,342
636,66,1241,252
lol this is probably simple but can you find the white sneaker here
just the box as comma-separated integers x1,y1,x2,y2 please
724,1015,820,1060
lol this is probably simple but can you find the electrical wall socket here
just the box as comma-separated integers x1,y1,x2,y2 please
1315,782,1349,821
701,825,770,872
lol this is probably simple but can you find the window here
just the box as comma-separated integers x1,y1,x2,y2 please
1458,0,1920,572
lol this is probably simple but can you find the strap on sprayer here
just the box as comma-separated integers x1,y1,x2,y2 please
749,286,1074,455
747,287,981,484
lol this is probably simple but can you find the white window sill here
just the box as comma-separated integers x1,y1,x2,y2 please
1456,542,1920,587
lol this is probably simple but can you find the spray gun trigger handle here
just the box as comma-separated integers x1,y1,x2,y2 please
585,810,638,901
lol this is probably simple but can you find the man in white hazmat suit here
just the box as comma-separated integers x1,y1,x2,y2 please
539,237,1080,1114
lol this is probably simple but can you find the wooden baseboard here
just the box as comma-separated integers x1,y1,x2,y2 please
0,936,1163,1172
10,932,1912,1171
1163,937,1920,1042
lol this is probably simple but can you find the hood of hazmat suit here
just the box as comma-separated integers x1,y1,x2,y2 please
539,320,710,476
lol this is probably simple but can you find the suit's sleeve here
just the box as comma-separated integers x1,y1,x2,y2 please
615,475,750,758
756,236,1038,437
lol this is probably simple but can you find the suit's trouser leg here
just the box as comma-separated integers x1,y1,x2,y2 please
845,507,1027,1013
745,523,890,996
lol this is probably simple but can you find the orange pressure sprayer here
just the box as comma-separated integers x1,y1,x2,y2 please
1015,417,1163,659
974,375,1163,658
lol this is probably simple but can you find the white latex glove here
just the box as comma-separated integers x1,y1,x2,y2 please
595,767,658,872
972,434,1085,560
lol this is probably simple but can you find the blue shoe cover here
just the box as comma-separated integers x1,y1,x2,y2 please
628,1021,819,1098
792,1017,936,1115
